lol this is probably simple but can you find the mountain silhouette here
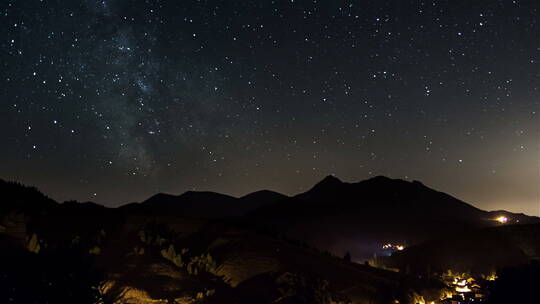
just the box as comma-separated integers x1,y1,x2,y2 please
246,175,539,259
120,189,287,218
0,176,539,303
1,176,538,261
0,179,56,215
0,177,446,304
140,191,237,218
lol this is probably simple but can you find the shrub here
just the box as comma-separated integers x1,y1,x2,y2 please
27,233,40,254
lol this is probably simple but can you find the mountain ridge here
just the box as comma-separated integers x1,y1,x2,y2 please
2,176,537,223
3,176,538,260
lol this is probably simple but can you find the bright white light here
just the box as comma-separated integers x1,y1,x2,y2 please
496,216,508,224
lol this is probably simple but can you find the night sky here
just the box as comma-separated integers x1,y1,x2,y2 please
1,0,538,215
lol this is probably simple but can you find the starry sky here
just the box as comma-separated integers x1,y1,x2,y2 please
1,0,538,215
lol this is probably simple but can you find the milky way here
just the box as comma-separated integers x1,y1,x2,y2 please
1,0,539,214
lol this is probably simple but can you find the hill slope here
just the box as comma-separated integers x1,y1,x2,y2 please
246,176,539,260
381,223,540,275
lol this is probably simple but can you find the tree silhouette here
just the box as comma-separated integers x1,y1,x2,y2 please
344,251,351,262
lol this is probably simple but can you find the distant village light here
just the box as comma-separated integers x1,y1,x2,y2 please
496,216,508,224
382,243,406,252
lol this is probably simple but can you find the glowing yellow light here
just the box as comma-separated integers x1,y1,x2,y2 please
443,291,453,299
455,286,471,293
495,216,508,224
382,243,405,251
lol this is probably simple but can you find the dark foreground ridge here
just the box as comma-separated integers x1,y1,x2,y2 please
0,177,538,304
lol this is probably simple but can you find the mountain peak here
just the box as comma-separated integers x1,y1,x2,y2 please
318,175,343,186
304,175,344,194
